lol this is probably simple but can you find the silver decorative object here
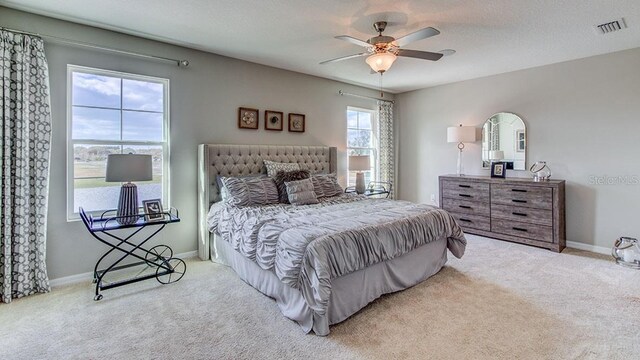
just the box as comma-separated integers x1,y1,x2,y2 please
612,237,640,269
529,161,552,181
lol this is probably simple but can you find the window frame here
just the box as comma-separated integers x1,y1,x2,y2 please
66,65,170,221
346,106,379,187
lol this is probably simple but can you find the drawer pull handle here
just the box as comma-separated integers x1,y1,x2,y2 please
458,184,471,188
459,205,472,209
459,218,472,223
512,199,527,203
513,227,528,232
459,194,472,198
512,212,528,217
512,189,528,193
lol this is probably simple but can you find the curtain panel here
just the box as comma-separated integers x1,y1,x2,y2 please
377,100,394,199
0,30,52,303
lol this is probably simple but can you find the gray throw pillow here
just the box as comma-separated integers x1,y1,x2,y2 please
311,173,343,198
264,160,300,177
221,176,279,207
273,169,310,203
285,178,319,205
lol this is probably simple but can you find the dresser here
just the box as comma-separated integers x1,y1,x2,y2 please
439,175,566,252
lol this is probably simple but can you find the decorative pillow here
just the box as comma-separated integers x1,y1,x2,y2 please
285,178,319,206
216,174,261,202
273,170,310,203
221,176,279,207
264,160,300,177
311,173,343,198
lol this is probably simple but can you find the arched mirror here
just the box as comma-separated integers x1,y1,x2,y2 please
482,112,526,170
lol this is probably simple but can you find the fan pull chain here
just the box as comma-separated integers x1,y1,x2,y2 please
379,73,384,98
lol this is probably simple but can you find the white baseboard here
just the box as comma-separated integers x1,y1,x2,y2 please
49,250,199,288
566,241,610,255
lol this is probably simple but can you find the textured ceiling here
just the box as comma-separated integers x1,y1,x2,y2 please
2,0,640,93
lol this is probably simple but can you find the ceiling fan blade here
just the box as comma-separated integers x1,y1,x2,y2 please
397,49,444,61
319,53,368,65
335,35,372,48
393,27,440,47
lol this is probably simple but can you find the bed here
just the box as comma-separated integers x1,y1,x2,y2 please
197,144,466,335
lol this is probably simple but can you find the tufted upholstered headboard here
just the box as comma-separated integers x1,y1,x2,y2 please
197,144,337,259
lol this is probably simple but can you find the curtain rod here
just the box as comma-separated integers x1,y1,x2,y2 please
1,26,189,67
338,90,394,104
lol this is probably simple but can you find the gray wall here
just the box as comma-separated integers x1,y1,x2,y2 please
0,7,393,279
397,47,640,250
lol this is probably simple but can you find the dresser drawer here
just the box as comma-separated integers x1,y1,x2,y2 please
442,184,489,202
491,218,554,243
443,198,490,217
443,180,490,193
450,213,491,232
491,184,553,210
491,204,553,226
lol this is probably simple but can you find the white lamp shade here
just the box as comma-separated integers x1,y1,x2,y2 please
348,155,371,172
489,150,504,160
447,126,477,143
366,52,397,73
106,154,153,182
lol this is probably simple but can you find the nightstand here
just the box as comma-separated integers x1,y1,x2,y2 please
344,181,392,198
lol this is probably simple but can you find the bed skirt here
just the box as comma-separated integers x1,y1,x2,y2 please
211,234,448,336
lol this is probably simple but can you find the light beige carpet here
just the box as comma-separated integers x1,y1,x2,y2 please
1,235,639,360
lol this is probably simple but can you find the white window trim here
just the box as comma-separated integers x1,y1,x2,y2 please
346,106,379,186
66,65,170,221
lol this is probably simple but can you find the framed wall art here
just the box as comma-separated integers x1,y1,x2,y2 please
264,110,283,131
238,107,259,129
288,113,305,133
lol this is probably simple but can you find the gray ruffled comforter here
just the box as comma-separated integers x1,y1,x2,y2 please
208,195,466,315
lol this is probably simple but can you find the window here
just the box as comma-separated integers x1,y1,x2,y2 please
67,65,169,219
347,107,377,187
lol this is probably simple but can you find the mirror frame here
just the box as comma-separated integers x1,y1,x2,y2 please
481,112,527,171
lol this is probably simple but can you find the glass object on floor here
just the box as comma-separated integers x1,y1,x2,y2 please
611,237,640,269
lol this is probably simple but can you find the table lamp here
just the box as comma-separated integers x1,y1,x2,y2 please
348,155,371,194
489,150,504,163
447,124,478,176
106,154,153,224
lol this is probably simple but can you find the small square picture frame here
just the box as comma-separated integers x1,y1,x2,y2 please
264,110,283,131
491,162,506,178
142,199,164,221
288,113,305,133
238,107,259,129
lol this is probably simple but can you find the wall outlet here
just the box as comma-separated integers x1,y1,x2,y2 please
430,194,438,206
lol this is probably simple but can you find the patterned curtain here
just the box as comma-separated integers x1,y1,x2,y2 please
1,30,52,303
377,100,394,199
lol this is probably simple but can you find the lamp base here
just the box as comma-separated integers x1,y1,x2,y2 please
456,145,465,176
355,172,366,194
117,183,139,224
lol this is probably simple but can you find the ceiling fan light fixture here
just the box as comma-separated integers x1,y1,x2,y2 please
366,52,397,73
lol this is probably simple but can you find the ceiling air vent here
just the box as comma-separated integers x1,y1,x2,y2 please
595,18,627,34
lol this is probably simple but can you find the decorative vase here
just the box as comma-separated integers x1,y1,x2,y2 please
529,161,552,182
612,237,640,269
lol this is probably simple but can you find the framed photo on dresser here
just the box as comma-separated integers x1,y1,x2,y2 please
491,162,506,178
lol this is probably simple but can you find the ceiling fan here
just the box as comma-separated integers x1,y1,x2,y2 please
320,21,452,73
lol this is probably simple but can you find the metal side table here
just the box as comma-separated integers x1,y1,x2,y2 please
79,207,184,301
